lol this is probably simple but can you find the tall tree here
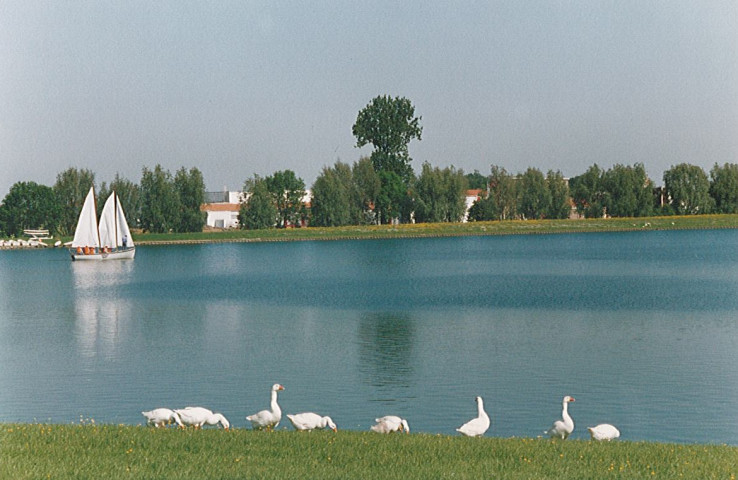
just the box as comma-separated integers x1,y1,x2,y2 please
488,166,517,220
311,162,354,227
139,165,181,233
53,167,95,236
517,168,550,220
352,95,422,184
602,163,653,218
239,175,278,230
266,170,306,227
663,163,713,215
0,182,60,236
414,163,468,223
374,171,407,225
444,166,469,223
709,163,738,214
352,156,381,225
546,170,571,219
569,164,606,218
174,167,206,232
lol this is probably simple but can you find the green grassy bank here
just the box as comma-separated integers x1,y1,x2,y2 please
131,214,738,245
1,424,736,479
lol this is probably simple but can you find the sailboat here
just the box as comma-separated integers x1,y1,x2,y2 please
70,187,136,261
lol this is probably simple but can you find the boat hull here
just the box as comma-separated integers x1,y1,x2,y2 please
70,247,135,261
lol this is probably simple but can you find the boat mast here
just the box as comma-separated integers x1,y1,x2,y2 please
93,186,101,247
114,191,119,247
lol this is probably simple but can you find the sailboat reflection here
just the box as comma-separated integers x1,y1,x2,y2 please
71,261,133,359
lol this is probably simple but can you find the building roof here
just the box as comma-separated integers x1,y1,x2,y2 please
200,203,241,212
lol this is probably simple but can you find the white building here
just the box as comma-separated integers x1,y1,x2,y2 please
201,202,241,229
463,189,483,222
201,190,313,229
201,191,245,229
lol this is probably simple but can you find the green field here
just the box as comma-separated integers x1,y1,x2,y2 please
131,214,738,245
1,424,736,479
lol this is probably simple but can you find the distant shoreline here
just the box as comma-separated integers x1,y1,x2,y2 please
4,214,736,250
133,214,738,245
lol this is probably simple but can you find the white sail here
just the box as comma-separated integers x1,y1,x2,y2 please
98,193,117,248
99,192,135,249
115,195,134,248
71,187,101,248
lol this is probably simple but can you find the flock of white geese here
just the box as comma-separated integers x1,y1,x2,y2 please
142,385,620,441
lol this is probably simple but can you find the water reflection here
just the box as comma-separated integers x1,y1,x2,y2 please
358,313,415,390
71,261,134,359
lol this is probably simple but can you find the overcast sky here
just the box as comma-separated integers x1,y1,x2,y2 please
1,1,736,196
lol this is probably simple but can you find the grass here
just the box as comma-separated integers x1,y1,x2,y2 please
129,214,738,245
1,424,737,479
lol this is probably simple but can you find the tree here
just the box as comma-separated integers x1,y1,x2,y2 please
352,95,422,184
466,170,488,190
546,170,571,219
53,167,95,236
709,163,738,214
0,182,60,236
98,173,141,228
239,175,278,230
569,164,606,218
601,163,653,218
517,168,550,220
375,171,407,225
311,162,354,227
352,157,381,224
467,195,499,221
488,166,517,220
266,170,306,227
139,165,181,233
663,163,713,215
443,166,469,223
414,163,468,223
174,167,206,232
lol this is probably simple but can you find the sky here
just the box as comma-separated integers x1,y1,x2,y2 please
1,1,737,197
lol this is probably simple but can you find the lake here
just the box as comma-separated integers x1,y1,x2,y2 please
1,229,737,444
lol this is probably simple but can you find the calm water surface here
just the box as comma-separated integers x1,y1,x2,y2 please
1,230,737,444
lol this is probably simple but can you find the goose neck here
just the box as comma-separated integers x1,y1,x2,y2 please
270,390,281,413
562,403,573,427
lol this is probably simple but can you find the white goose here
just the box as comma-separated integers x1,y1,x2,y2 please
588,423,620,441
370,415,409,434
141,408,183,428
456,396,490,437
286,412,337,432
247,383,285,431
174,406,230,429
545,395,575,439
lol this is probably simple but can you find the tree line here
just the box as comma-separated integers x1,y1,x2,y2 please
2,95,738,236
0,165,206,237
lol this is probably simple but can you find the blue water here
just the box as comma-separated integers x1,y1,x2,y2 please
1,230,737,444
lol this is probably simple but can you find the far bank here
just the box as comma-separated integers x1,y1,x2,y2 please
131,214,738,245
